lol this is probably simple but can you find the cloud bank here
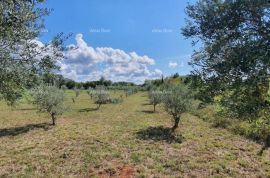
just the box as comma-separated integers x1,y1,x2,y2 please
59,33,162,83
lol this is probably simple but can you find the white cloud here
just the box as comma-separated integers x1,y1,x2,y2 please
59,33,162,84
168,61,178,69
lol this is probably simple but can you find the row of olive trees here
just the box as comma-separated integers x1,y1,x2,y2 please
28,84,192,128
148,85,192,132
86,86,122,109
26,85,113,126
70,86,111,109
92,89,111,109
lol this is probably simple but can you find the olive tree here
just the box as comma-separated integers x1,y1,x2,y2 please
71,89,80,103
163,85,191,132
75,89,80,98
86,87,93,96
31,85,65,125
93,88,110,109
0,0,68,106
148,90,163,112
182,0,270,119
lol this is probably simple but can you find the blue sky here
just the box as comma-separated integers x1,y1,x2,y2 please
39,0,197,83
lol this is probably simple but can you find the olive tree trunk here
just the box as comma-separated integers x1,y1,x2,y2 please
171,116,180,132
51,113,56,125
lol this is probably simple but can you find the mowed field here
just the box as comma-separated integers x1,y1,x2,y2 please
0,91,269,178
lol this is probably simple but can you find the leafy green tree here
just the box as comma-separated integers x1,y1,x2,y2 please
0,0,67,105
66,80,76,89
148,91,163,112
172,73,180,78
75,83,83,89
163,85,191,132
182,0,270,119
31,85,65,125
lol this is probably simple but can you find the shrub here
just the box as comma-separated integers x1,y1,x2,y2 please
212,117,232,129
250,120,269,145
93,88,110,109
148,90,163,112
0,89,22,107
31,85,65,125
230,118,270,147
162,85,191,132
110,98,123,104
191,103,220,122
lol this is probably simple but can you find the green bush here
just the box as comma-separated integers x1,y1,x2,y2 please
230,118,270,146
194,102,270,146
212,117,232,128
191,104,220,122
110,98,123,104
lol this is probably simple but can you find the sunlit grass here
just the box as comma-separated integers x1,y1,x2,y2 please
0,91,269,177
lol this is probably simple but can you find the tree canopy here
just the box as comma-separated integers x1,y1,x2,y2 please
182,0,270,119
0,0,67,105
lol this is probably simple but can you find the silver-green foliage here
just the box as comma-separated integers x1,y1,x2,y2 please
31,85,65,125
0,0,66,106
162,85,191,131
148,90,163,112
93,88,110,109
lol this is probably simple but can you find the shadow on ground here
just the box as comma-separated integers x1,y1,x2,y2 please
257,136,270,156
78,108,98,112
0,123,51,137
136,126,183,143
16,108,37,111
141,103,151,106
141,110,155,114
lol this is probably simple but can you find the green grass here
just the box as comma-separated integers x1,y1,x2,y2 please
0,91,269,177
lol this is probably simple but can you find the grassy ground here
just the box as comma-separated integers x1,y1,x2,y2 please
0,91,269,177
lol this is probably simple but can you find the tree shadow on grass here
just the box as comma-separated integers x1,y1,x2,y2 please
136,126,183,143
78,108,98,112
141,103,151,106
257,136,270,156
0,123,51,137
16,108,36,111
141,110,155,114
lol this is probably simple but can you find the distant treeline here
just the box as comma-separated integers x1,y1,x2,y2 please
42,74,137,90
42,73,188,90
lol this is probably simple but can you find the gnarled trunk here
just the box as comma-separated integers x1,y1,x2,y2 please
171,116,180,132
97,103,101,109
51,113,56,125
